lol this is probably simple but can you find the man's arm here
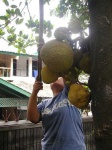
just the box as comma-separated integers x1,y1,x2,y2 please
27,81,43,124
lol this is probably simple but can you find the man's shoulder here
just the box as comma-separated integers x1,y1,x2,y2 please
41,98,52,105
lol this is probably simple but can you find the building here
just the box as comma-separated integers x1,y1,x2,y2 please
0,50,53,121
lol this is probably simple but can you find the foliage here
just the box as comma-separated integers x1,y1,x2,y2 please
49,0,89,31
0,0,89,53
0,0,53,53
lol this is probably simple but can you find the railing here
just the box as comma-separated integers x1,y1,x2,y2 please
0,121,43,150
0,67,11,77
13,69,29,77
0,117,96,150
0,68,37,77
83,117,96,150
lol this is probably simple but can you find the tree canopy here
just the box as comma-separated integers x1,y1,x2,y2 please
0,0,89,53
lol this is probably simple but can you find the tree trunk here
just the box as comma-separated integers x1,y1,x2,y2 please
88,0,112,149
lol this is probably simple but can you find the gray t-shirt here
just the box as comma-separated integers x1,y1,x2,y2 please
37,86,86,150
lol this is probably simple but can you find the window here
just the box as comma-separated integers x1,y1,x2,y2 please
32,60,38,77
26,60,29,76
13,59,17,76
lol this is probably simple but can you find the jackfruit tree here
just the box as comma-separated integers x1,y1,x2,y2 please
50,0,112,150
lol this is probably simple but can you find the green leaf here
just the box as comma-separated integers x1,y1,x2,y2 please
6,9,11,14
10,9,15,16
25,23,29,28
3,0,9,6
23,35,28,39
15,8,22,17
19,31,23,36
0,29,5,36
7,34,16,42
10,5,17,8
19,2,22,7
32,27,39,33
28,43,37,46
22,49,26,53
19,18,24,24
15,18,19,24
7,35,13,42
0,16,8,20
5,20,10,26
18,49,21,53
10,26,16,33
15,18,24,24
18,42,23,47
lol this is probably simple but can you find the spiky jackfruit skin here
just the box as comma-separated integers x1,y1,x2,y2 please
40,39,74,73
78,53,91,74
54,27,70,41
41,65,59,84
68,84,90,109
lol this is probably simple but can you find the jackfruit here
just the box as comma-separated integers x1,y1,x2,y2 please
54,27,70,41
40,39,74,73
68,19,82,34
41,65,59,84
73,49,82,66
68,84,90,109
78,52,91,74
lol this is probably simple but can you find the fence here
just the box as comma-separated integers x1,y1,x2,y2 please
83,117,96,150
0,117,96,150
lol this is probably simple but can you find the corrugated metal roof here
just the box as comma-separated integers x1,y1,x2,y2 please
0,50,38,59
0,78,31,97
11,80,53,98
0,78,53,107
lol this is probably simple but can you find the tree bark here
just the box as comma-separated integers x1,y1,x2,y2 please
88,0,112,149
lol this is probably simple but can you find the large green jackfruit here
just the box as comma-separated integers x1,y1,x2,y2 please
40,39,74,73
68,83,90,109
54,27,70,41
73,49,82,65
41,65,59,84
78,53,91,74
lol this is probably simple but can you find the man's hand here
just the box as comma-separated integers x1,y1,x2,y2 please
32,81,43,94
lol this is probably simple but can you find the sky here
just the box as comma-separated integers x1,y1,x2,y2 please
0,0,71,54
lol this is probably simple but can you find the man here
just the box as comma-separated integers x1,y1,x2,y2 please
27,77,86,150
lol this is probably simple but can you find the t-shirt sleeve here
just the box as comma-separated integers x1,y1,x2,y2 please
37,100,45,122
37,101,44,113
37,98,52,113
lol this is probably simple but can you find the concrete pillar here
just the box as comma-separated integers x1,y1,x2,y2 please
28,57,32,77
10,58,13,77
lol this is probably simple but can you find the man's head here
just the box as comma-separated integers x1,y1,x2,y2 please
50,77,65,96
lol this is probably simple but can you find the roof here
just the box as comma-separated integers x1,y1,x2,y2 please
11,80,53,98
0,78,53,98
0,78,53,107
0,78,31,98
0,50,38,59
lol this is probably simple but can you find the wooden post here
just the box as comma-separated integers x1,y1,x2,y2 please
36,0,44,81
